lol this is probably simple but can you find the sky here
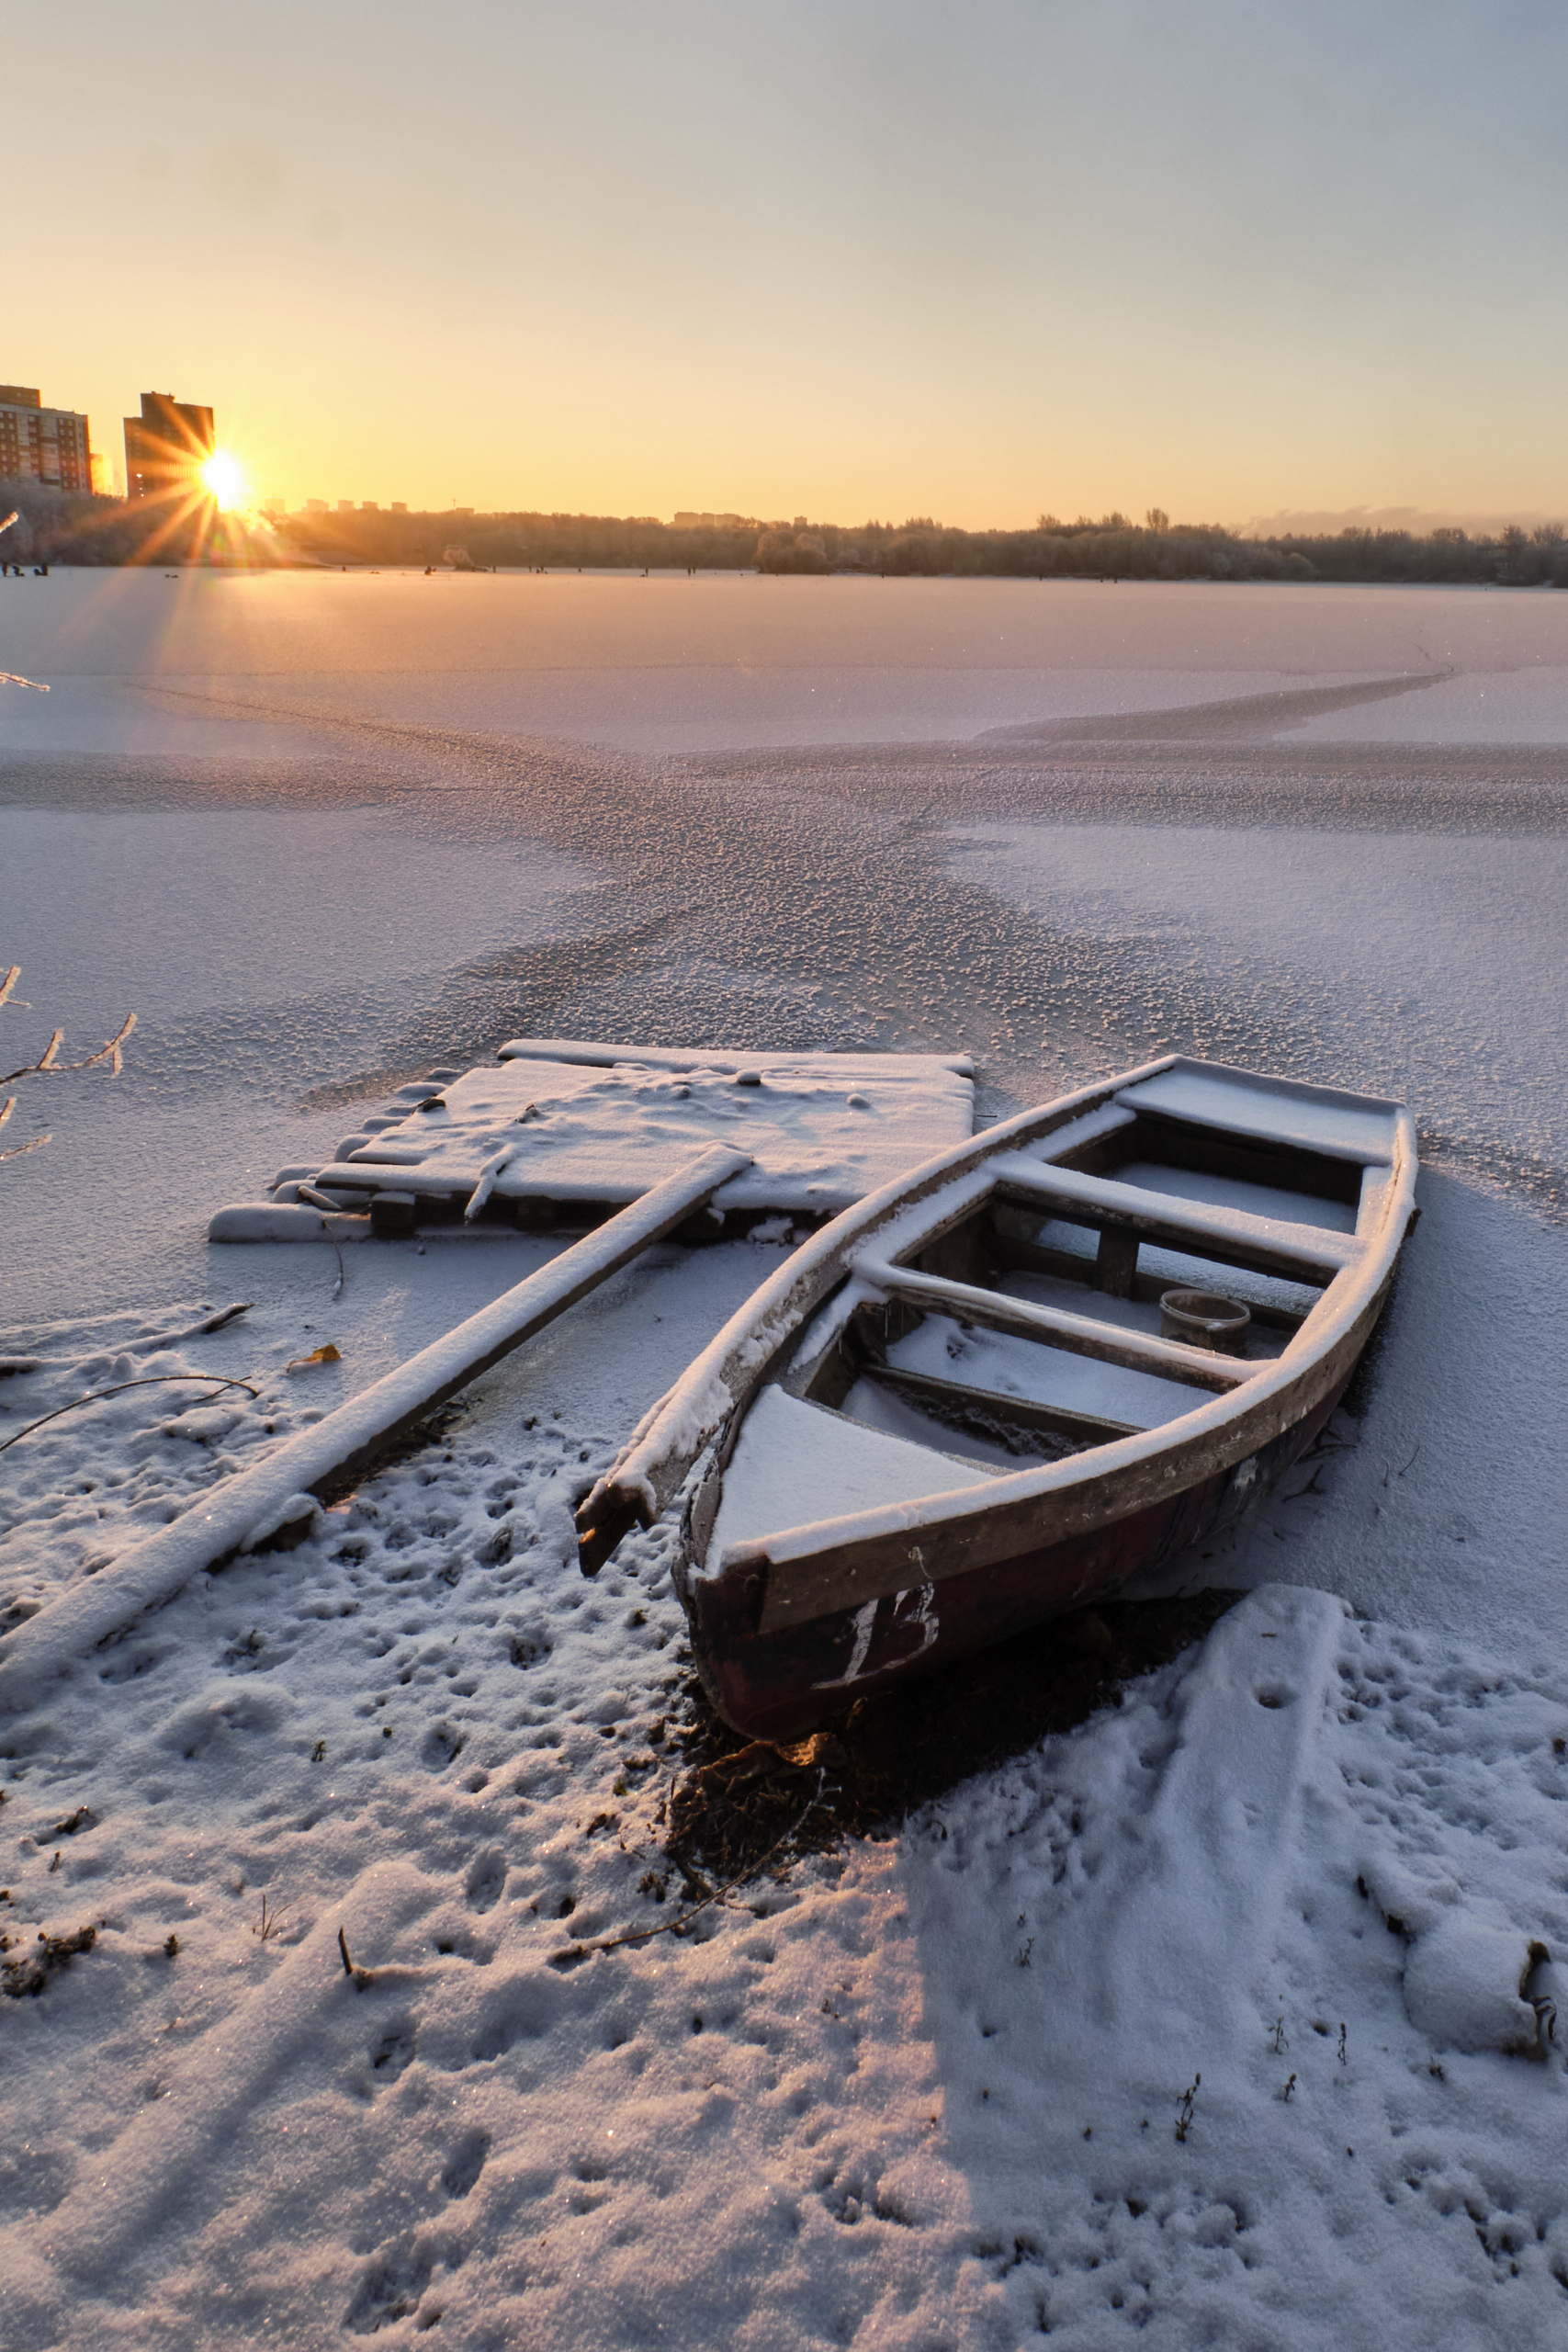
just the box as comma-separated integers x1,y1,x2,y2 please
13,0,1568,529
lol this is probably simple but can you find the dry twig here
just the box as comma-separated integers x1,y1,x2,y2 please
1175,2073,1201,2143
252,1894,287,1943
296,1186,349,1295
1,967,135,1162
0,1374,260,1458
1,1007,137,1088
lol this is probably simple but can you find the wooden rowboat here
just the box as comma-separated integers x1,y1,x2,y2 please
576,1057,1418,1739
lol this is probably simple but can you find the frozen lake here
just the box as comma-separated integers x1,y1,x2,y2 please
6,569,1568,2348
3,564,1567,1650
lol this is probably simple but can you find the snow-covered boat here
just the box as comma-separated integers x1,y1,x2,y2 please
576,1057,1418,1738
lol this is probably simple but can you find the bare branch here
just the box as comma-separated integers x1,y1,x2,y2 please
68,1012,138,1075
0,1012,136,1089
0,971,135,1163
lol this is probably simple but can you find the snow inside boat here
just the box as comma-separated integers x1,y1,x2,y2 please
576,1057,1418,1739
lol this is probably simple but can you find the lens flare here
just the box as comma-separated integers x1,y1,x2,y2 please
201,451,247,511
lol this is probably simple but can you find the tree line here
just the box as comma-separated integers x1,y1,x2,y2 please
5,476,1567,587
0,481,242,566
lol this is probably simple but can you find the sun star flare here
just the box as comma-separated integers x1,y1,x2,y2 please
201,450,246,511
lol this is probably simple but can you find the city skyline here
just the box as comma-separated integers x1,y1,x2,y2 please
5,372,1566,548
10,3,1568,528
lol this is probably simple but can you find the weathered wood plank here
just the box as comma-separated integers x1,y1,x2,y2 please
851,1256,1257,1393
1093,1226,1140,1297
989,1155,1358,1283
0,1146,753,1710
1111,1068,1398,1166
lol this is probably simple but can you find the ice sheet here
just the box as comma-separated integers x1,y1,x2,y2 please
10,569,1568,744
953,820,1568,1172
0,568,1486,754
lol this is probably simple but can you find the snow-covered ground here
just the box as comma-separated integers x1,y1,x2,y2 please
3,571,1567,2347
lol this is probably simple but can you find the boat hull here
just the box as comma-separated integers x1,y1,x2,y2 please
678,1373,1348,1741
579,1053,1418,1739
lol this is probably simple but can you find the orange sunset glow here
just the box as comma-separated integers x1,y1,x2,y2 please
9,3,1568,529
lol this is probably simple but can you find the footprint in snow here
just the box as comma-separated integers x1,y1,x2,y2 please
465,1849,507,1913
368,2020,417,2084
344,2238,434,2335
440,2128,490,2201
421,1721,466,1770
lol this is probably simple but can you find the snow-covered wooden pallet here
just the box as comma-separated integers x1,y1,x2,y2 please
209,1040,976,1243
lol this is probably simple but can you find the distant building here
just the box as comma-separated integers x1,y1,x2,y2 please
390,502,408,514
337,499,355,514
304,499,328,514
360,501,379,513
0,384,94,492
90,450,113,495
123,391,215,503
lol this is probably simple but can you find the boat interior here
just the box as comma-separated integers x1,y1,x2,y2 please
704,1068,1402,1564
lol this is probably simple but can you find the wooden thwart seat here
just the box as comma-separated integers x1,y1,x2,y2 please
850,1255,1258,1394
987,1153,1359,1284
1111,1070,1398,1166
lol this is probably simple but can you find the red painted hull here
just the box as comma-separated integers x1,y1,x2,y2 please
679,1379,1345,1741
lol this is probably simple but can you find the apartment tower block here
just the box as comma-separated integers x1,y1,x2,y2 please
124,391,215,501
0,385,94,492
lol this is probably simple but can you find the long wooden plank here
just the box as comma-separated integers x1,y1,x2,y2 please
989,1155,1358,1283
851,1255,1256,1393
310,1160,456,1191
0,1146,752,1712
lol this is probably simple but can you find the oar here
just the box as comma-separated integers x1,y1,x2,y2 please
0,1144,751,1711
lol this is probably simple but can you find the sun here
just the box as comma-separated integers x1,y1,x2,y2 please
201,450,247,511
